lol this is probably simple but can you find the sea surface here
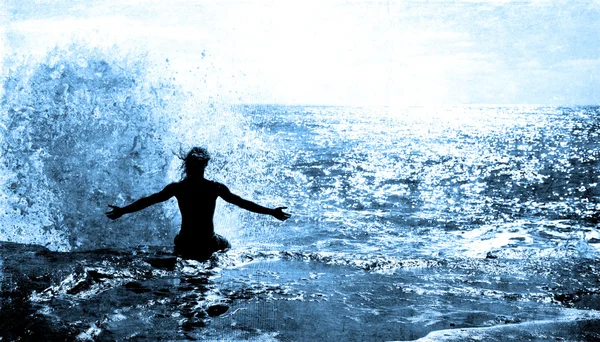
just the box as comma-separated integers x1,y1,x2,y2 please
1,51,600,340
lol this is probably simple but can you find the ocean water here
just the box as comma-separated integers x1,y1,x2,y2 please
243,104,600,261
1,48,600,340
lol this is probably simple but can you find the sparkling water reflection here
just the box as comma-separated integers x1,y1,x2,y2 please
242,105,600,262
2,105,600,340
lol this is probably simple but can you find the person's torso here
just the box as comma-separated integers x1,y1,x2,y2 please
174,178,223,238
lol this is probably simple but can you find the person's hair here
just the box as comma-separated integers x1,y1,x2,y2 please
178,146,211,178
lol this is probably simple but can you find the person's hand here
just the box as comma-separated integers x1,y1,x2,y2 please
271,207,291,221
105,205,124,220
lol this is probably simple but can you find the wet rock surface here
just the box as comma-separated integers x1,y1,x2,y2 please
2,241,600,341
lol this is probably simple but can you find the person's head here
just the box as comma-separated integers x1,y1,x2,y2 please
181,146,211,178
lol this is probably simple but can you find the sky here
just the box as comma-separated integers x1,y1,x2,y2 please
1,0,599,106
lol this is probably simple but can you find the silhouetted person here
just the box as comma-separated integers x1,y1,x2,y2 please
106,147,290,261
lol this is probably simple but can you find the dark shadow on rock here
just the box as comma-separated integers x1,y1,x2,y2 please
0,242,77,340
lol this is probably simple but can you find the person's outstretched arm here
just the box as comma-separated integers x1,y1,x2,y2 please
106,183,177,220
219,185,291,221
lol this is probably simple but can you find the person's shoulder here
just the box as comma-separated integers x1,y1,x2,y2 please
164,181,182,192
168,179,184,186
205,179,224,187
205,179,229,192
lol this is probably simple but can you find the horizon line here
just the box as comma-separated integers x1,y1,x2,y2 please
230,103,600,108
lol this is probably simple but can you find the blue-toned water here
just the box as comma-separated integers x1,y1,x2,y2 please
1,48,600,341
241,104,600,262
